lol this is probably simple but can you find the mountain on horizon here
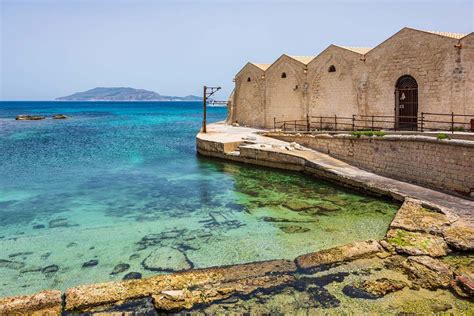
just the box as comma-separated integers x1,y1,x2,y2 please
56,87,202,101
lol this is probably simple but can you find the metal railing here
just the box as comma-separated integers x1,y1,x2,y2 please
273,112,474,133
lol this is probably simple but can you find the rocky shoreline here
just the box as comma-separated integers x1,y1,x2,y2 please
1,198,472,314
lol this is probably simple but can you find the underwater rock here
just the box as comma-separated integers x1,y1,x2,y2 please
137,229,186,249
431,302,453,313
48,218,75,229
82,260,98,268
0,259,26,270
390,199,451,234
322,195,350,206
296,240,383,271
284,200,318,211
351,278,407,298
8,251,33,258
141,247,193,272
402,256,453,290
20,266,42,274
442,221,474,251
306,286,341,308
42,265,59,275
40,252,51,260
52,114,67,119
129,253,140,260
385,229,448,257
15,115,45,121
261,217,317,223
316,203,340,212
123,272,142,280
279,225,310,233
111,263,130,275
0,290,62,314
342,285,380,300
32,224,45,229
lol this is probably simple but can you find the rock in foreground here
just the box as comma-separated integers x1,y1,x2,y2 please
0,290,62,314
295,240,383,271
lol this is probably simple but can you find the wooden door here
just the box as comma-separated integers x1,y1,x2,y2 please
395,75,418,130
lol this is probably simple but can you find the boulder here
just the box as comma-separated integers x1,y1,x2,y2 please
385,229,448,257
141,247,193,272
390,199,451,234
15,115,45,121
442,221,474,251
295,240,383,271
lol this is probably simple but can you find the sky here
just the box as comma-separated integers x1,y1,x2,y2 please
0,0,473,101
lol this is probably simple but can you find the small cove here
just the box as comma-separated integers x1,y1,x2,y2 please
0,101,399,297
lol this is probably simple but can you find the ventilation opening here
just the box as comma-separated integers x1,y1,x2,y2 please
281,72,287,78
247,77,251,82
328,65,336,72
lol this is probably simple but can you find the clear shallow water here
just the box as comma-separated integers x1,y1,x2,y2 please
0,101,399,297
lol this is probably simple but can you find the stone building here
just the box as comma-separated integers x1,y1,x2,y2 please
227,27,473,130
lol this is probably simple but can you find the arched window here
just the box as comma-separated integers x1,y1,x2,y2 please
281,72,287,78
247,77,251,82
328,65,336,73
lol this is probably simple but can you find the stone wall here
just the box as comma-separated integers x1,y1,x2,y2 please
267,133,474,197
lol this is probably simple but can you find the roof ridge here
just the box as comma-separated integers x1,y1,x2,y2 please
286,55,317,64
407,28,467,39
335,45,372,54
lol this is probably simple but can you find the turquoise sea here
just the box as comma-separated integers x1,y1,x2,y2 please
0,101,398,297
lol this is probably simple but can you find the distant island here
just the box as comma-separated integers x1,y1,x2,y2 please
56,87,202,101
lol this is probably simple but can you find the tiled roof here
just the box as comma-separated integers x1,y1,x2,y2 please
251,63,271,71
337,46,372,54
415,29,467,39
287,55,316,64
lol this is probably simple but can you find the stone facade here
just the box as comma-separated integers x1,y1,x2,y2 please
229,28,474,130
230,63,268,127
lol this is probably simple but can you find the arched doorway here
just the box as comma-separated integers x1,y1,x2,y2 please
395,75,418,130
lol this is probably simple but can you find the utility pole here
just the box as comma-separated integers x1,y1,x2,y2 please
202,86,221,133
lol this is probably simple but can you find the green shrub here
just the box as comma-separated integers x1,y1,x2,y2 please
351,131,386,138
436,133,449,140
453,126,465,132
